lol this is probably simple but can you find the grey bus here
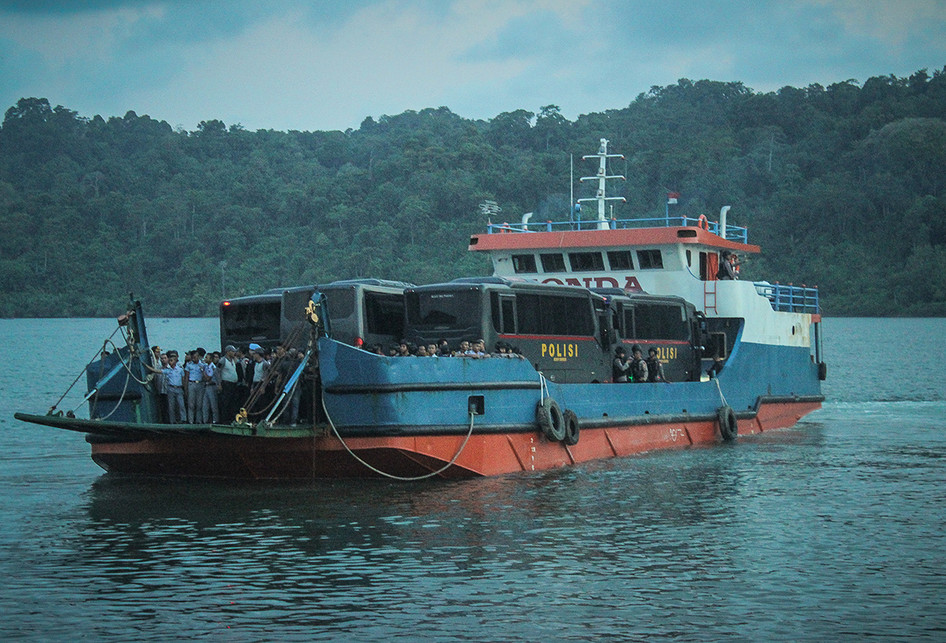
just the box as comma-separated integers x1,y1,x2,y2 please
404,278,611,383
220,279,412,352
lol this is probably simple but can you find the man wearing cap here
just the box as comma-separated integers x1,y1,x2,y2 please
162,351,186,424
646,347,667,382
247,344,271,404
218,344,241,422
612,346,631,383
629,345,649,383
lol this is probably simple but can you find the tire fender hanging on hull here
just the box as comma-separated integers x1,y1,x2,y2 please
536,398,566,442
563,409,580,446
717,405,738,442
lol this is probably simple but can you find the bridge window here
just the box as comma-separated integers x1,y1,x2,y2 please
569,252,605,271
512,254,537,274
540,253,566,272
607,250,634,270
636,249,663,269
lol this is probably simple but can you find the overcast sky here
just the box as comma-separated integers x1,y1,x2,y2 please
1,0,944,132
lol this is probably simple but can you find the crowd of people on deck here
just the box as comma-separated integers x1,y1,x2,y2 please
145,343,312,426
361,338,525,359
143,337,530,426
145,334,686,424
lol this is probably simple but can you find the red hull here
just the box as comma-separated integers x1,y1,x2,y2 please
89,400,822,479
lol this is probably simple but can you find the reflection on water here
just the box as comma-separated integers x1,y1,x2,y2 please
1,416,935,641
3,319,946,640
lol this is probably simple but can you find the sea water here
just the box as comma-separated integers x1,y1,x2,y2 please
1,318,944,641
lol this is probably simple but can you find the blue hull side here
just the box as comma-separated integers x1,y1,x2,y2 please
318,337,822,436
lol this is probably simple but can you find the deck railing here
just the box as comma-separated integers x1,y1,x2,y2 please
754,282,820,314
486,216,749,244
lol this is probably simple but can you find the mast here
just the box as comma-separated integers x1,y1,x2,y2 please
578,138,626,230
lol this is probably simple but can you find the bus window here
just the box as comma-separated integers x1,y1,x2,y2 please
516,293,542,334
619,304,634,338
364,292,405,339
221,299,281,346
326,287,356,319
282,289,315,325
635,303,688,340
407,290,482,331
490,292,517,333
516,293,594,336
500,296,515,333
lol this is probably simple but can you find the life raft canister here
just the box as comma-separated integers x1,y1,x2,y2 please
717,405,738,441
536,398,566,442
563,409,580,446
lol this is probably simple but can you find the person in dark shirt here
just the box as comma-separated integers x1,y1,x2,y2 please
717,250,737,280
629,345,649,383
646,348,667,382
612,347,631,383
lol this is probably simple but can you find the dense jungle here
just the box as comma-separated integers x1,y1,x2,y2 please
1,67,944,317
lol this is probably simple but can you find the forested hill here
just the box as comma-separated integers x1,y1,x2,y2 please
2,68,945,317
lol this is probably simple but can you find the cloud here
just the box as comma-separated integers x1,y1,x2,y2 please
126,0,595,130
0,0,943,131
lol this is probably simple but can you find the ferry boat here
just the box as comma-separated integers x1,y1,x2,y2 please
15,139,825,479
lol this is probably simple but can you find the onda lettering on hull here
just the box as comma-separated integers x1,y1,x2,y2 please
542,276,642,291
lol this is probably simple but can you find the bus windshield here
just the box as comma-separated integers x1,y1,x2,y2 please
221,300,281,343
406,290,482,331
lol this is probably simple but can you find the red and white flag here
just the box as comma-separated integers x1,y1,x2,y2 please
667,191,680,204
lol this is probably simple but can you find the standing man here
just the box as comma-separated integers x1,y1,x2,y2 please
184,349,205,423
612,347,631,383
201,351,220,424
248,343,270,412
629,345,649,383
646,348,667,382
717,250,737,280
218,344,241,422
163,351,186,424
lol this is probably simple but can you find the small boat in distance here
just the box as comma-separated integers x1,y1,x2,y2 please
15,139,826,479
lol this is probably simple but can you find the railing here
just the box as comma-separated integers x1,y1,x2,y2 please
754,282,820,314
487,215,749,244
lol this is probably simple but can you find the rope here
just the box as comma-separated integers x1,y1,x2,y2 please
92,368,133,421
241,325,307,418
265,376,301,425
53,325,128,415
102,338,150,385
713,377,729,407
321,395,477,481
